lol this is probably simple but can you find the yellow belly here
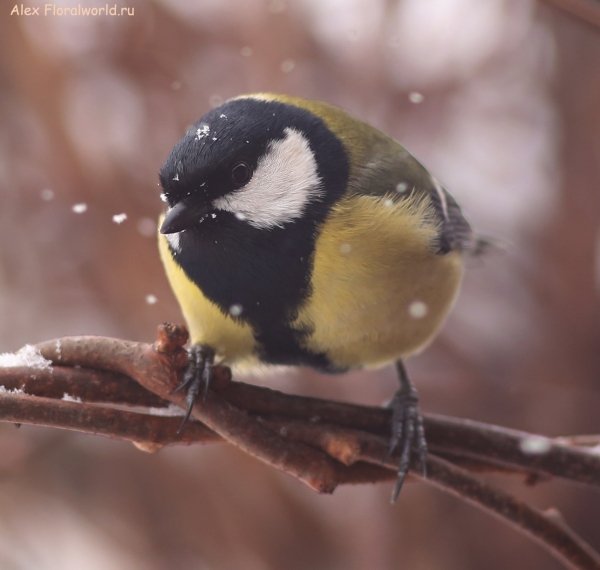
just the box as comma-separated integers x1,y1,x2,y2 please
293,194,464,369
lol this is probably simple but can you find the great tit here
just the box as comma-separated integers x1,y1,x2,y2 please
158,93,474,500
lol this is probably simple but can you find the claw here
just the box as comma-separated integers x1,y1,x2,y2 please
386,360,428,503
177,384,199,434
170,371,194,395
175,344,216,433
201,360,212,402
382,402,405,465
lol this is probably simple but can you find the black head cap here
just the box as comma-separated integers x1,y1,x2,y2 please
158,96,349,234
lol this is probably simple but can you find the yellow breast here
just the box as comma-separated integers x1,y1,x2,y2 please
293,193,464,369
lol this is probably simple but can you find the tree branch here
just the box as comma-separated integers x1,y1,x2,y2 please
0,325,598,570
3,360,598,487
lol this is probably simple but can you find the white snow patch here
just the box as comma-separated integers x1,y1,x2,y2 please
195,124,210,140
408,300,428,319
112,213,127,224
0,345,53,369
519,435,552,455
62,393,82,403
0,385,24,395
281,59,295,73
229,304,243,317
147,403,186,417
137,217,156,237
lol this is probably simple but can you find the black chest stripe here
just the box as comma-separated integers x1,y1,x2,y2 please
165,101,350,370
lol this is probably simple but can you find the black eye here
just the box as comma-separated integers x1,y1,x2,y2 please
231,162,251,185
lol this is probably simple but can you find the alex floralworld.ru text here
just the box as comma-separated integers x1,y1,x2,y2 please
10,4,135,16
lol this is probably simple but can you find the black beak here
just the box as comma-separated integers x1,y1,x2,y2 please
160,200,211,234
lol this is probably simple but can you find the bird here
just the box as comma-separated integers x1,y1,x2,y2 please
157,93,475,501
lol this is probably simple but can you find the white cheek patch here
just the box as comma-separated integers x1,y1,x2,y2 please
213,128,322,229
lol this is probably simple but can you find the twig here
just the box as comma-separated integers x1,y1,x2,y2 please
0,391,218,448
423,414,600,488
0,366,164,407
422,456,600,570
34,327,345,494
305,426,600,570
280,417,600,570
555,435,600,448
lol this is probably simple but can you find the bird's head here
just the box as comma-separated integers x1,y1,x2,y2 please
159,95,349,236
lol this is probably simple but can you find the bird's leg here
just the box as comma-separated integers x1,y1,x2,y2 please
171,343,216,433
384,360,428,502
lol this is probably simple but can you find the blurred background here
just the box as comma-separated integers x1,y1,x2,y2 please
0,0,599,568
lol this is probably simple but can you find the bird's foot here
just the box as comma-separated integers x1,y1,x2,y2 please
384,360,427,502
171,343,216,433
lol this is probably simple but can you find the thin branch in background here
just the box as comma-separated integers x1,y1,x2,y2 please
422,456,600,570
272,418,600,569
541,0,600,28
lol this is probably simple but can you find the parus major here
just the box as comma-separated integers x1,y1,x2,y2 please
158,93,474,500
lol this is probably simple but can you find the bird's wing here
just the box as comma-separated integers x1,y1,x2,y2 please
350,139,473,254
